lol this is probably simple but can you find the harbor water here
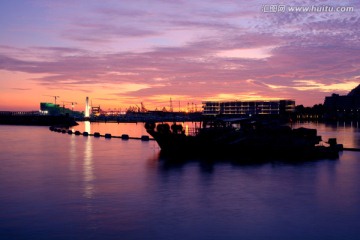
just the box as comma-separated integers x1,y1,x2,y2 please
1,122,360,240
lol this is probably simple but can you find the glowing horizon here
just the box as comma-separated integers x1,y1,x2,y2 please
0,1,359,112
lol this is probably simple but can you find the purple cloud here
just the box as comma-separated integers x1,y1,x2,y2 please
0,0,359,108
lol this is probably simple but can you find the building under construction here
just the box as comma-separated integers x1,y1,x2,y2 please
40,103,83,117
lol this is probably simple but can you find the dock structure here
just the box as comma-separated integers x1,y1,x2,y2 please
0,111,40,116
343,147,360,152
1,111,77,126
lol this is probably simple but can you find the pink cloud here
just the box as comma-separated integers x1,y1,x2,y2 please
1,0,359,108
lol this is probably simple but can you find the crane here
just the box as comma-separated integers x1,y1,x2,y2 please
62,101,77,111
140,102,147,112
169,98,173,112
44,95,60,105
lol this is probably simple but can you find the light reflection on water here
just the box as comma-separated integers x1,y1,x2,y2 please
0,122,360,240
293,121,360,148
73,121,150,138
84,120,91,134
83,135,94,199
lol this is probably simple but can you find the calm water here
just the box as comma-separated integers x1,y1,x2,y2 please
1,122,360,240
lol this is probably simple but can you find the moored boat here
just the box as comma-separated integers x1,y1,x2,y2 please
145,118,343,161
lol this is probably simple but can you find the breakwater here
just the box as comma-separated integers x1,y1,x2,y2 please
49,126,153,141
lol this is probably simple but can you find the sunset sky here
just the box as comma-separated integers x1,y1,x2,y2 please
0,0,359,112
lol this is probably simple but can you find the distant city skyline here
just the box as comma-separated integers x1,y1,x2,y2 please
0,0,359,111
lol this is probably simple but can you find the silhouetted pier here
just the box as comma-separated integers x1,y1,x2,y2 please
343,147,360,152
0,111,40,116
0,111,77,126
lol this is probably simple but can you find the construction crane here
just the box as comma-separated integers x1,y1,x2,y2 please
133,103,148,113
44,95,60,105
62,101,77,111
135,104,141,112
140,102,147,112
169,98,173,112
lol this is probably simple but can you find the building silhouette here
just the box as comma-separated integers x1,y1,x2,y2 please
324,84,360,120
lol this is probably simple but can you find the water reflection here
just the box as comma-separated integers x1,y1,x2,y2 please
83,136,94,199
2,124,360,240
69,121,95,199
84,120,91,134
296,121,360,149
69,133,77,173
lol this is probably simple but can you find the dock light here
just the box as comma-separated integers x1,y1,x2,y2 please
39,110,48,115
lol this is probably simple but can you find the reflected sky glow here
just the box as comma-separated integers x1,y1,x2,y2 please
1,123,360,239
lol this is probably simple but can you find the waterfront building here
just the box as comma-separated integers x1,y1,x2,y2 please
202,100,295,116
40,102,62,115
324,84,360,119
40,102,82,117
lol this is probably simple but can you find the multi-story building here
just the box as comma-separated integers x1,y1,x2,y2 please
202,100,295,116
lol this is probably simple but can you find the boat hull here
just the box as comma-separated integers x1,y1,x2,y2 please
147,127,340,161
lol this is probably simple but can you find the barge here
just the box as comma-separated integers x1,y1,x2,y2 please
145,118,343,161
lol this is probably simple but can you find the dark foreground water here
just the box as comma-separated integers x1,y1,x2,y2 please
1,122,360,240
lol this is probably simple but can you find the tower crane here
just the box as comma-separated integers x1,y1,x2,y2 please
62,101,77,111
44,95,60,105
